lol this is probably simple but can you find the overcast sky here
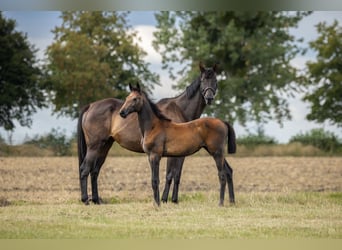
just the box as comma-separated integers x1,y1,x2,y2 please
1,11,342,144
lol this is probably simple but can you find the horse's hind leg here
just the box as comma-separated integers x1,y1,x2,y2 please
224,159,235,204
80,150,96,205
90,138,114,204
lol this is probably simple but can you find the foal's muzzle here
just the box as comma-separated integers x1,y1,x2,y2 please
119,110,128,118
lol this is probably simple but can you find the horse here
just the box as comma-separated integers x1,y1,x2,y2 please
78,62,234,205
119,83,236,206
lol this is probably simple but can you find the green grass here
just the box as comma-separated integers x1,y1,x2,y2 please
0,192,341,239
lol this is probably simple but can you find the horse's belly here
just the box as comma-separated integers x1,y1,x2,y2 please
111,113,144,153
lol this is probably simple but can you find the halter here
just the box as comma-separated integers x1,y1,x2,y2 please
201,86,217,98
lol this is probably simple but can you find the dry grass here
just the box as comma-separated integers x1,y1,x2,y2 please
0,156,341,204
0,156,341,238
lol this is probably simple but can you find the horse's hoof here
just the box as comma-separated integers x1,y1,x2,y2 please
162,199,168,203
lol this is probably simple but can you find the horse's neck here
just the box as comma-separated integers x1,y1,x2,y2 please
173,84,206,120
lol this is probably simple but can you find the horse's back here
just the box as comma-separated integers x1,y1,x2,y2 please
157,101,187,123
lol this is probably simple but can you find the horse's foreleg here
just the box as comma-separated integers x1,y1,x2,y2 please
224,159,235,204
148,153,161,206
171,157,185,203
90,138,114,204
161,158,173,203
161,157,185,203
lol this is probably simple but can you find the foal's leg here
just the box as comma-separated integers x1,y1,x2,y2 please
213,153,226,206
148,153,161,206
161,157,185,203
224,159,235,204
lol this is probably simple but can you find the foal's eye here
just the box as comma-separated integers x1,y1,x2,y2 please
133,98,137,102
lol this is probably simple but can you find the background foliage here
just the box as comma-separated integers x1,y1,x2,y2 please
0,12,46,131
303,20,342,127
44,11,159,118
153,11,310,125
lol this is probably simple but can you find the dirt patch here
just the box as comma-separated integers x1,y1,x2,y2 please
0,156,341,204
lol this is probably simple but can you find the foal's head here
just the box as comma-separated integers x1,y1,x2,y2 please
119,83,144,118
119,83,171,121
199,62,218,105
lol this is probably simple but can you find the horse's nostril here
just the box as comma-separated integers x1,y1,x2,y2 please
120,111,126,118
206,98,213,105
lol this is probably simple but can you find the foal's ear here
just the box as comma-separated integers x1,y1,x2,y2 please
136,83,141,93
129,83,134,92
199,62,205,73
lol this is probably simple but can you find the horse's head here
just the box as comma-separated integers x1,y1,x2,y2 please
119,83,143,118
199,62,218,105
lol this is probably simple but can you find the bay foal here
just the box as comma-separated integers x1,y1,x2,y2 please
119,84,236,206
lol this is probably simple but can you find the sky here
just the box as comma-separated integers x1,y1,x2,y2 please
1,11,342,144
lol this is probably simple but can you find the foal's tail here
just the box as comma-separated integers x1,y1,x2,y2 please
77,105,90,168
224,122,236,154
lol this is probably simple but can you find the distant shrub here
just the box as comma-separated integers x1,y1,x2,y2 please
289,128,341,152
24,128,73,156
237,128,277,146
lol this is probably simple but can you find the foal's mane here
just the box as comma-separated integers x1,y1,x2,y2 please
186,67,216,99
142,91,171,122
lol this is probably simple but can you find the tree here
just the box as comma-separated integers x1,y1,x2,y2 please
45,11,159,118
153,11,310,125
0,12,46,131
304,20,342,126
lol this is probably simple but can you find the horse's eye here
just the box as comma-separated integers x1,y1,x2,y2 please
133,98,137,102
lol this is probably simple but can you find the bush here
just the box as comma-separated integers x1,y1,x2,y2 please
237,127,277,146
289,128,341,152
24,128,73,156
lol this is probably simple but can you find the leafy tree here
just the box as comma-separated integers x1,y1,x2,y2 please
304,20,342,126
153,11,310,125
45,11,159,118
0,12,46,130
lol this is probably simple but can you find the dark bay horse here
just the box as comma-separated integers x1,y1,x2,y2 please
119,84,236,206
78,63,234,205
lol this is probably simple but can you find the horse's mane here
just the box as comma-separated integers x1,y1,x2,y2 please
143,91,171,122
186,77,201,99
186,68,216,99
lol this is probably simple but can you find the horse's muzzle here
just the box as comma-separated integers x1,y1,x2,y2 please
205,97,213,105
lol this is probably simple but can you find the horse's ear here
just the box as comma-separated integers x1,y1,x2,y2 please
129,83,133,92
213,63,219,73
199,62,205,73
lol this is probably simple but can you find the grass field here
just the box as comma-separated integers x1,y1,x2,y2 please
0,156,341,238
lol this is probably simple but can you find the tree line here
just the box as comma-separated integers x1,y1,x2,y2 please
0,11,341,134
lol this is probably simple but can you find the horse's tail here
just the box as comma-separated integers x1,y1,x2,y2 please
77,105,90,168
224,121,236,154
